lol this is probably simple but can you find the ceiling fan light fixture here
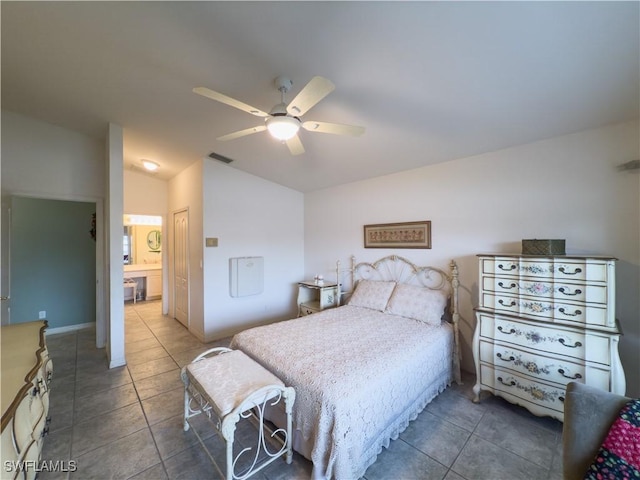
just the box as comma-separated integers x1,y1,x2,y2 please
266,116,300,141
141,160,159,171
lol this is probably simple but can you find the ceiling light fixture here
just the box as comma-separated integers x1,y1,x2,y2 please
141,160,159,171
266,115,300,141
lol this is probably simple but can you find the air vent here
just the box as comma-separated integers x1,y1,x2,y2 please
208,152,234,164
617,159,639,172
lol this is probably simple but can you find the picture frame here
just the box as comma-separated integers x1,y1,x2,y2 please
364,221,432,249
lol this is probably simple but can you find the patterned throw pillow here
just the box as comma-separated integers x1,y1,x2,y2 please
347,280,396,311
384,283,448,325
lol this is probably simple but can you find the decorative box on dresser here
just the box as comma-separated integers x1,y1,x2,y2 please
1,321,53,480
297,280,338,316
472,254,625,422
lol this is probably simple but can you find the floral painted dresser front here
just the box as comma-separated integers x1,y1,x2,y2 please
472,254,625,421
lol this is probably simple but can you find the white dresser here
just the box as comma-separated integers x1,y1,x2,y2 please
472,255,625,421
1,321,53,480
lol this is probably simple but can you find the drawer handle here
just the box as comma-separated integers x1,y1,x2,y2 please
498,299,517,307
558,369,582,380
496,353,515,362
498,264,516,271
559,307,582,317
559,338,583,349
497,376,516,387
497,326,516,335
559,396,565,403
558,287,582,296
41,427,49,438
31,386,40,396
498,282,517,290
558,267,582,276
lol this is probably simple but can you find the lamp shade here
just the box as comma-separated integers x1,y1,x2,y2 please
266,116,300,141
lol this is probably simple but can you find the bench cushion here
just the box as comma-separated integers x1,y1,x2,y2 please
185,350,284,418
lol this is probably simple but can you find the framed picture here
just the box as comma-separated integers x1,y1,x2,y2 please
364,221,431,249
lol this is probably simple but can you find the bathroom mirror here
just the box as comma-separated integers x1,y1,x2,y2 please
123,215,162,265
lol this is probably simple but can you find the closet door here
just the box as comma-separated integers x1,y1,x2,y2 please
173,209,189,327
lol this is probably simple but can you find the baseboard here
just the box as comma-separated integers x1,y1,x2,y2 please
45,322,95,336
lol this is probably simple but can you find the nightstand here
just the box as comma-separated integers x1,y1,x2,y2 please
297,281,338,316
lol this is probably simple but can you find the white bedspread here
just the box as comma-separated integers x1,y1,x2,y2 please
231,305,454,480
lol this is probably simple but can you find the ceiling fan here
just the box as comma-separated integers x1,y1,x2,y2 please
193,76,365,155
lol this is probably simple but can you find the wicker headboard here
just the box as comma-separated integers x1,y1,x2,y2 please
336,255,461,385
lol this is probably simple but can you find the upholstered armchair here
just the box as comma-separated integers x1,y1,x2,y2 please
562,382,630,480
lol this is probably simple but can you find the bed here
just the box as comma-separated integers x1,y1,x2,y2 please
230,255,461,480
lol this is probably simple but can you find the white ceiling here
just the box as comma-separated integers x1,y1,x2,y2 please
2,2,638,192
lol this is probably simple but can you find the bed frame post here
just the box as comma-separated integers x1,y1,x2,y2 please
450,260,462,385
336,260,341,306
350,255,356,287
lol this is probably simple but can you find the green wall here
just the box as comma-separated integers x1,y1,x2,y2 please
10,197,96,328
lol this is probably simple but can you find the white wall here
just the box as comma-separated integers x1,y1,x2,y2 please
167,159,204,338
201,160,304,341
124,170,168,216
1,110,104,198
305,121,640,397
106,124,125,368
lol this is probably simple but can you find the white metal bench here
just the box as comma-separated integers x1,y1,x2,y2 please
181,347,295,480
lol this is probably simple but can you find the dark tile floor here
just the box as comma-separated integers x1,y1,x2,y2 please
40,300,564,480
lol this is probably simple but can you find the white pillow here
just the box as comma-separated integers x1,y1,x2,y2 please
385,283,448,325
347,280,396,311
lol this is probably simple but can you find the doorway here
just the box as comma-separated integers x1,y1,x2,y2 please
1,196,98,331
123,214,163,303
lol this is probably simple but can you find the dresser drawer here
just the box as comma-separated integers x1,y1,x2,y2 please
480,257,610,283
481,276,608,305
478,339,611,389
479,364,566,418
477,312,614,365
479,339,584,385
1,418,19,477
480,292,611,328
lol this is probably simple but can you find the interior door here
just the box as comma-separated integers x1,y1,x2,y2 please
173,209,189,326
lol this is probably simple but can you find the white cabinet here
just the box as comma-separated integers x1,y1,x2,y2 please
146,272,162,299
124,266,162,301
297,281,338,316
472,255,625,422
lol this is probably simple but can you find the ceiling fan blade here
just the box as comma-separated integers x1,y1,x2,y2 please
193,87,270,118
302,121,365,136
286,76,335,117
217,125,267,142
286,135,305,156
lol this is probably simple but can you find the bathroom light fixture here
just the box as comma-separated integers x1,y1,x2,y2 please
141,160,159,172
265,115,300,141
